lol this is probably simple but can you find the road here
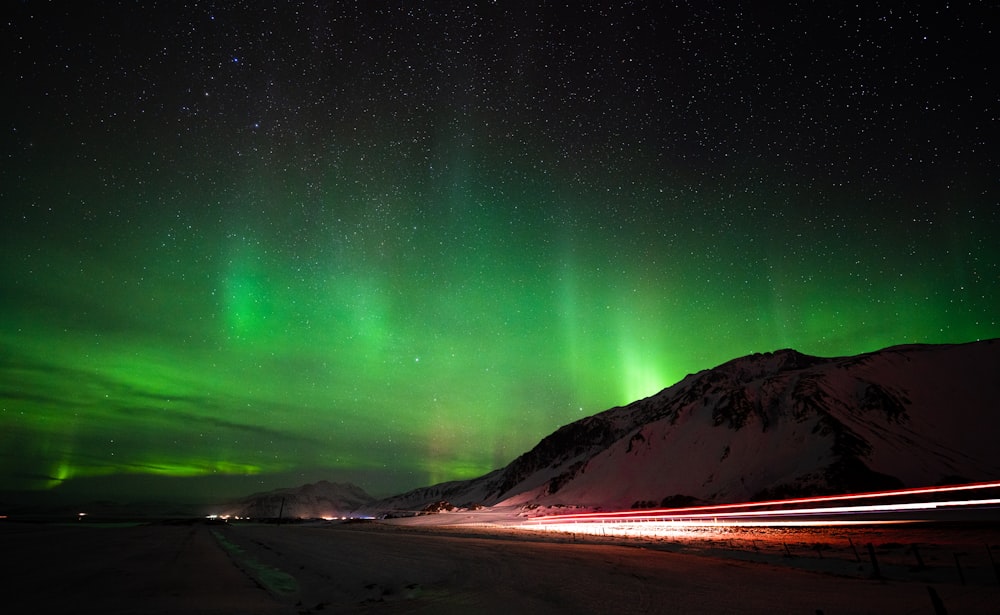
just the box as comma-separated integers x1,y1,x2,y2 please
522,480,1000,531
1,521,294,614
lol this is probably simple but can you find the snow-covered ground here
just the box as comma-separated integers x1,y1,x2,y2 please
219,519,1000,613
4,516,998,614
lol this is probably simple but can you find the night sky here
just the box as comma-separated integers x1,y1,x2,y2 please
3,2,998,505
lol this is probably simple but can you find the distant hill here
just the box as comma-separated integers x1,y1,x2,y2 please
221,480,374,519
357,339,1000,515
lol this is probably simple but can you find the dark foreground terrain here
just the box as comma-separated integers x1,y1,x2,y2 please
2,519,998,614
2,520,291,614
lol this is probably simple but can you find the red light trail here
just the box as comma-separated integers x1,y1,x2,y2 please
520,481,1000,535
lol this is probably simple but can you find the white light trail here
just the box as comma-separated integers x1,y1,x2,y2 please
520,480,1000,537
528,480,1000,522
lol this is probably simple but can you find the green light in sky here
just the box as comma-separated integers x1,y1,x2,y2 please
2,3,998,503
2,170,996,502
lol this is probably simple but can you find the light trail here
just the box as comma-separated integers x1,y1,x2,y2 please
520,480,1000,536
526,480,1000,524
585,497,1000,522
522,519,913,539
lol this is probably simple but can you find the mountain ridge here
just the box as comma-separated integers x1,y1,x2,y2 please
357,339,1000,515
219,480,375,519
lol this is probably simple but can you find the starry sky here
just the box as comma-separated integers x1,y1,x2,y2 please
2,2,998,505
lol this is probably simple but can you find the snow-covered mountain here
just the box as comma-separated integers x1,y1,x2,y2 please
360,339,1000,515
220,480,374,519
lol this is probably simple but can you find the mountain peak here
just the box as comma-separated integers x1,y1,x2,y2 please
222,480,375,519
712,348,826,382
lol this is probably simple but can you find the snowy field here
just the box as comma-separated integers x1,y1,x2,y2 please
3,517,999,614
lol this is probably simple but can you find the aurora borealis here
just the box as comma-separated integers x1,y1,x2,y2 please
2,3,998,505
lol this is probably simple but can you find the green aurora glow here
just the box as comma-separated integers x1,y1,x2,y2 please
2,4,997,503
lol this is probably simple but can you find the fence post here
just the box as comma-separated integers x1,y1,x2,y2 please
953,553,966,585
987,544,1000,586
867,543,882,580
926,586,947,615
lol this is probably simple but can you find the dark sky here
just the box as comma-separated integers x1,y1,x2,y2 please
2,2,997,505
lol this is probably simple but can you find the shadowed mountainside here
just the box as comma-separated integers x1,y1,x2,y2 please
220,480,374,519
